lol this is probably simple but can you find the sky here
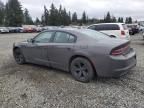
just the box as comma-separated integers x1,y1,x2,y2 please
1,0,144,21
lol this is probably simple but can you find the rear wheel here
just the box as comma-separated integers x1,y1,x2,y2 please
70,57,95,83
13,48,25,64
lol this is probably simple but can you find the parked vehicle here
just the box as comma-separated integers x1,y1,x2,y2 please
23,27,37,33
126,24,139,35
13,28,136,82
35,27,43,32
139,25,144,32
87,23,130,40
8,27,24,33
0,27,9,33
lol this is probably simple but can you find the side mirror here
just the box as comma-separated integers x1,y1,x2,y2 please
27,38,34,43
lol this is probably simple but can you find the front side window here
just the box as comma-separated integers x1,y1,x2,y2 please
53,32,75,43
34,32,54,43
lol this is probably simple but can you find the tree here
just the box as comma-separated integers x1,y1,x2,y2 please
72,12,77,24
111,16,116,22
105,12,111,23
128,17,132,24
23,8,33,24
125,17,132,24
35,17,41,25
42,5,49,25
118,17,123,23
120,17,123,23
81,11,87,24
0,0,5,25
118,17,121,22
49,3,59,26
68,11,71,24
5,0,23,26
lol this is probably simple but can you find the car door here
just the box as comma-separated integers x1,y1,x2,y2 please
22,31,54,66
48,31,76,71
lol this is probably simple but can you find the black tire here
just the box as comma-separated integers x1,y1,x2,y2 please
13,48,25,65
70,57,95,83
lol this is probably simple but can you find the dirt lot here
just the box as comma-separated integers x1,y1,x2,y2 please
0,33,144,108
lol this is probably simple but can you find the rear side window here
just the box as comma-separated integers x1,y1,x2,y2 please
53,32,75,43
95,24,120,31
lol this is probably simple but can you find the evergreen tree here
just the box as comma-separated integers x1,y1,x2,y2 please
125,17,128,24
0,0,4,25
105,12,111,23
68,11,71,24
125,17,132,24
128,17,132,24
43,5,49,25
35,17,41,25
111,16,116,22
49,3,59,26
81,11,87,24
5,0,23,26
72,12,77,24
58,5,62,25
23,8,33,25
63,8,69,25
118,17,121,22
118,17,123,23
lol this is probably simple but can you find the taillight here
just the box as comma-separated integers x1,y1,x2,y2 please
121,30,125,35
110,43,130,56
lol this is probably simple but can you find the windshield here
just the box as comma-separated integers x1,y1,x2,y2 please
78,29,110,40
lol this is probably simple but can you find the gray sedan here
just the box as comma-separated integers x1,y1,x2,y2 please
13,29,136,82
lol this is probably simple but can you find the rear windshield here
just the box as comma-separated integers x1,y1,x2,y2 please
95,24,120,31
78,29,110,40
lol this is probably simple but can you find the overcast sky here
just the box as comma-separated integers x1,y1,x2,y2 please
1,0,144,21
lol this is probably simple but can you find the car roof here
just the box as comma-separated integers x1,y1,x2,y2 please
44,28,86,34
88,23,125,26
43,28,95,39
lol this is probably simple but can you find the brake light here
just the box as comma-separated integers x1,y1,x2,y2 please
121,30,125,36
110,43,129,56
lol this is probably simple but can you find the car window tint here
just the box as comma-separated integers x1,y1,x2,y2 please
69,35,75,43
95,24,120,30
53,32,75,43
34,32,53,43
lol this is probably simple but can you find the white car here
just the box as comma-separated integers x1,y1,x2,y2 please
0,27,9,33
87,23,130,40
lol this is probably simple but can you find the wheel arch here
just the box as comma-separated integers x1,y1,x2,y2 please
69,55,97,76
13,46,20,50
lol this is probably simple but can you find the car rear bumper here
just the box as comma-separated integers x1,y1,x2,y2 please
96,48,136,78
110,55,136,77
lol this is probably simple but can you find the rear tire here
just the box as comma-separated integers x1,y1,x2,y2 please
70,57,95,83
13,48,25,65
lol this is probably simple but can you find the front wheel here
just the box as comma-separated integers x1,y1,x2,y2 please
13,48,26,65
70,57,95,83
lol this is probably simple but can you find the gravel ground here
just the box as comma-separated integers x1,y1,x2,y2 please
0,33,144,108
